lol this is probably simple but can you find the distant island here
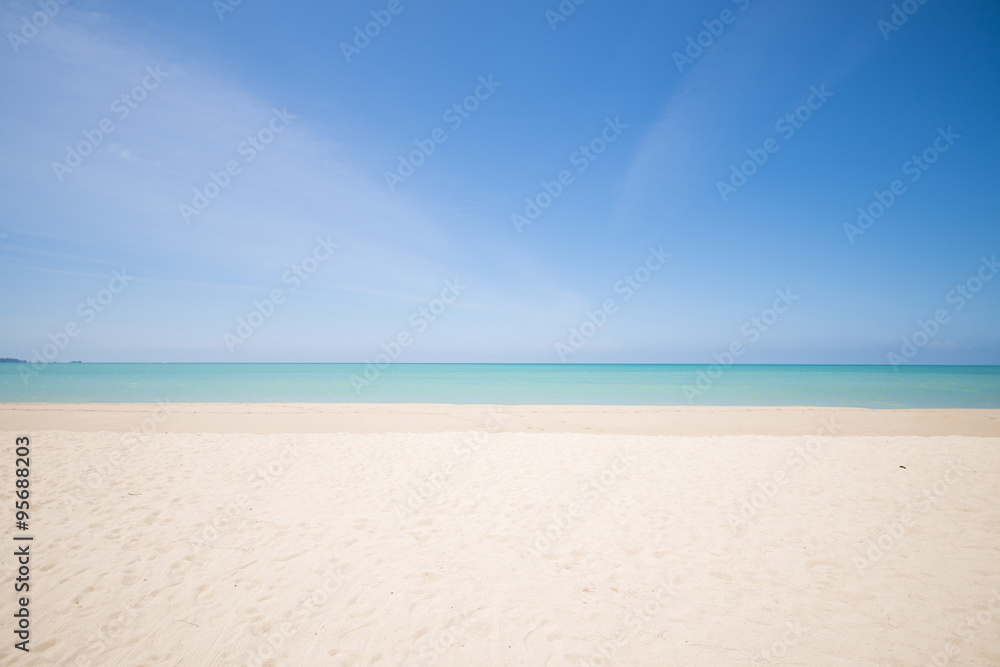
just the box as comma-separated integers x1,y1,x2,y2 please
0,358,82,363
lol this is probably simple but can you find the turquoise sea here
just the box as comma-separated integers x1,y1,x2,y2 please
1,363,998,407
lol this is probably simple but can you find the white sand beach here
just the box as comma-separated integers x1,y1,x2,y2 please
3,404,1000,665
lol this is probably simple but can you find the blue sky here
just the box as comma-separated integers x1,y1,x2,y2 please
1,0,998,364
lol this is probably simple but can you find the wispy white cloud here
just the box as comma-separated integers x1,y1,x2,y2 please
615,0,886,223
0,5,588,360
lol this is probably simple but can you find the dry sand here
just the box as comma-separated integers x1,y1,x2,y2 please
2,404,999,665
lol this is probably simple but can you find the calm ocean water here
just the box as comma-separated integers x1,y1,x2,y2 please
1,363,998,407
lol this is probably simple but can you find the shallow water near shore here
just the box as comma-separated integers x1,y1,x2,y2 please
2,363,999,407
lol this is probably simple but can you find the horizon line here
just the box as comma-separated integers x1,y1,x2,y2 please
2,361,999,368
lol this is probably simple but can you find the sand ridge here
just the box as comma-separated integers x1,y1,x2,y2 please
2,403,999,436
